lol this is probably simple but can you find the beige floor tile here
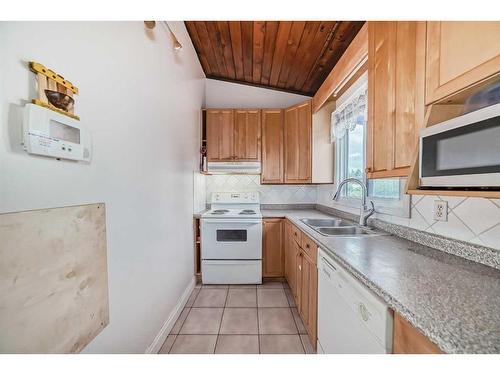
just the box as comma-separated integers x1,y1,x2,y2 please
260,335,305,354
229,284,257,289
185,288,200,307
202,284,229,289
220,308,258,334
257,288,289,307
285,289,296,307
193,288,227,307
170,307,190,334
226,289,257,307
215,335,259,354
257,281,283,289
169,335,217,354
180,308,223,334
158,335,176,354
300,334,316,354
291,307,306,334
258,308,298,334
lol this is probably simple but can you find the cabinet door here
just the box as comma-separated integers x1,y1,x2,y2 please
262,219,284,277
393,22,425,171
261,109,284,183
206,109,234,161
367,21,425,178
284,101,312,183
299,251,311,326
284,221,296,293
234,110,261,160
367,22,396,176
304,253,317,347
393,313,442,354
426,22,500,104
294,247,302,306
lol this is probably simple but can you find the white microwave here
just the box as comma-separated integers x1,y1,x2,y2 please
23,103,91,162
419,102,500,188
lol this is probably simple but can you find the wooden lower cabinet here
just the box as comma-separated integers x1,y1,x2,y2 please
262,218,285,277
284,219,318,349
393,312,442,354
284,221,296,294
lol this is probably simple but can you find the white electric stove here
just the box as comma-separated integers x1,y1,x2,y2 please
201,192,262,284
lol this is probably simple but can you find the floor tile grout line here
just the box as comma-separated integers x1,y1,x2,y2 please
284,281,306,354
256,287,261,354
214,287,229,353
168,305,191,354
167,286,200,353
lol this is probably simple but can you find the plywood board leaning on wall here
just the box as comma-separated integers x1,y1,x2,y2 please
0,203,109,353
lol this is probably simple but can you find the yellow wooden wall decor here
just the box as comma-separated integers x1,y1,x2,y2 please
29,61,80,120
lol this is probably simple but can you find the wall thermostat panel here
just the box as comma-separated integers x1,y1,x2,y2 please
23,104,91,162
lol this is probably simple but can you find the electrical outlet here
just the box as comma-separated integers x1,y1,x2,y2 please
434,200,448,221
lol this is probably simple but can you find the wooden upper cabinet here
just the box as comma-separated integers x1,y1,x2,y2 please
261,109,284,184
426,22,500,104
393,313,443,354
262,218,284,278
206,109,234,161
366,21,425,179
206,109,260,161
284,101,312,183
234,110,261,160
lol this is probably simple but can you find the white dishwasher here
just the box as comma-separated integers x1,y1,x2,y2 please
317,248,393,354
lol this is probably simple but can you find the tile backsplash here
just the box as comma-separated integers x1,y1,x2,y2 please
379,196,500,250
206,175,317,204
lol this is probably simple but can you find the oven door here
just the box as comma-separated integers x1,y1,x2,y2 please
420,105,500,187
201,219,262,260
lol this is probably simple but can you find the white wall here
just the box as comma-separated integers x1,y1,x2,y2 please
205,78,310,108
0,21,205,353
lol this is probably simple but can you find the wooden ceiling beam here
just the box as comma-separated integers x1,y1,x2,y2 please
228,22,244,81
260,21,279,85
252,21,266,84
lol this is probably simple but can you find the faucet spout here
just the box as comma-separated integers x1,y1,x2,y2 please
332,178,375,226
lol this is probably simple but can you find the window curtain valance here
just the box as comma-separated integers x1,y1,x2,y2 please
331,83,368,141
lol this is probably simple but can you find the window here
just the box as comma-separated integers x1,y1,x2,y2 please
332,73,409,217
333,75,368,200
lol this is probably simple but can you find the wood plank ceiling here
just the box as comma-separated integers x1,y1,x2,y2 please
185,21,365,96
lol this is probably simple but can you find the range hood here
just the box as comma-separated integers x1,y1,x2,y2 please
207,161,261,174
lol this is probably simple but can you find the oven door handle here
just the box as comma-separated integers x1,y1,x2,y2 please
202,219,262,225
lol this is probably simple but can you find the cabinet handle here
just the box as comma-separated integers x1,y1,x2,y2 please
306,244,310,249
298,265,302,271
365,167,372,173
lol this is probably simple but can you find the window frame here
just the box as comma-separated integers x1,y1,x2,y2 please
332,75,410,218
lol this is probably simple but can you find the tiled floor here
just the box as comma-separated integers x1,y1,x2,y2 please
159,280,316,354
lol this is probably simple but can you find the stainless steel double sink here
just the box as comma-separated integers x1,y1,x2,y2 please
300,218,383,237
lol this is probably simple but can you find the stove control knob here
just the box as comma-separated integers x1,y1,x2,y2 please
244,193,248,200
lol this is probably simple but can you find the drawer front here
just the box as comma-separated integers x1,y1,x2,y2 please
301,234,317,264
290,223,302,245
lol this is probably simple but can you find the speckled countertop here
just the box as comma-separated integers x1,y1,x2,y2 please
262,209,500,354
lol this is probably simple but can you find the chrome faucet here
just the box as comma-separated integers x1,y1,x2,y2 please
333,178,375,226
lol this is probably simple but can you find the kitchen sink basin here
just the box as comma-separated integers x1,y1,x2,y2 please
300,218,353,228
315,226,375,236
301,217,385,237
